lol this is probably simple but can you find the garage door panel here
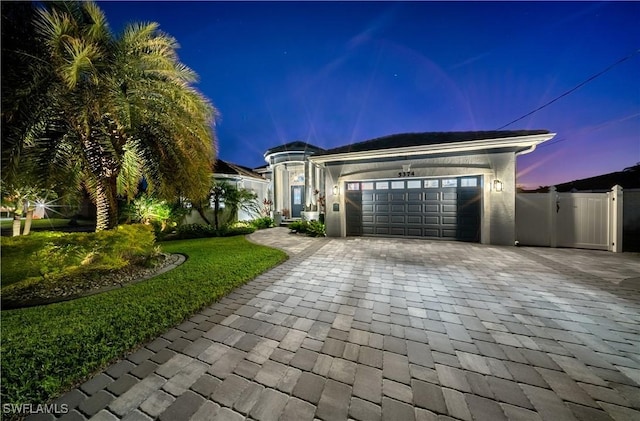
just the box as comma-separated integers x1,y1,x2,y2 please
390,227,406,235
424,216,439,224
407,227,422,236
424,204,439,213
375,227,390,235
362,226,375,235
346,176,481,242
424,228,441,237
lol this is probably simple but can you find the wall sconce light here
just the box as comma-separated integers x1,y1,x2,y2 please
333,185,339,196
493,179,503,192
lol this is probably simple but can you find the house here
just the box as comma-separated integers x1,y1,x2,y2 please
184,159,269,225
263,130,556,246
524,164,640,193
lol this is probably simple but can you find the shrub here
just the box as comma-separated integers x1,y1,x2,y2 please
175,222,255,239
251,216,274,229
1,225,157,305
288,220,325,237
176,223,217,239
223,225,256,236
124,196,186,237
288,220,308,233
306,220,326,237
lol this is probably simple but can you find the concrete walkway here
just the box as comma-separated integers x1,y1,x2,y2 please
47,228,640,421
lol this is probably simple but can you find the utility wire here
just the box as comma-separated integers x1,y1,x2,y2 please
497,48,640,130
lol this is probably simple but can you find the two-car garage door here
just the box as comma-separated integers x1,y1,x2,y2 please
345,176,482,242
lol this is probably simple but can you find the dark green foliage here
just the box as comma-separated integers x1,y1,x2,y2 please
1,224,156,289
288,220,326,237
222,225,256,236
250,217,274,229
175,223,256,239
2,1,216,231
175,223,217,238
306,221,326,237
0,236,286,408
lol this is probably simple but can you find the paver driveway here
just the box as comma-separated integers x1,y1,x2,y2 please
50,228,640,421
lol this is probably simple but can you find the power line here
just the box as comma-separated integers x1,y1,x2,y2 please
497,48,640,130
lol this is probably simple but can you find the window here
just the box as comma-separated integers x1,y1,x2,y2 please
461,177,478,187
376,181,389,190
347,182,360,191
442,178,457,187
424,179,439,188
362,182,374,190
407,180,421,189
391,181,405,189
293,187,302,205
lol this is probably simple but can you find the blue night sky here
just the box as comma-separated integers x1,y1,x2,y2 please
98,1,640,189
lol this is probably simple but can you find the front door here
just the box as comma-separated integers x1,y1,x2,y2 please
291,186,304,218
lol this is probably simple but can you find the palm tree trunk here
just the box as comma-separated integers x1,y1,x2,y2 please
95,177,119,231
12,213,22,237
23,209,33,235
214,198,220,230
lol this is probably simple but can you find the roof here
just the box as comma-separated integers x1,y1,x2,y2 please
213,159,265,180
315,130,551,156
548,164,640,192
264,141,325,156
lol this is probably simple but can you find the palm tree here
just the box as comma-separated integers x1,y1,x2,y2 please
1,1,216,231
209,181,259,229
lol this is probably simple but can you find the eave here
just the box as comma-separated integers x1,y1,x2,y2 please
308,133,556,165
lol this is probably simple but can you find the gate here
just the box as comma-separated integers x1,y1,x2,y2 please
557,193,608,250
516,185,624,252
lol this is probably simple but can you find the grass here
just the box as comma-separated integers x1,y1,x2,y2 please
0,236,287,407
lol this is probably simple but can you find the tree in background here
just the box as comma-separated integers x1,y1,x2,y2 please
1,1,216,231
209,181,259,230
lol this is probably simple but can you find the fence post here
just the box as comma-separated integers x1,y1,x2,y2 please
549,186,557,247
610,185,623,252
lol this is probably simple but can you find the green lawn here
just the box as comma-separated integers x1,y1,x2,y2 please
0,236,286,407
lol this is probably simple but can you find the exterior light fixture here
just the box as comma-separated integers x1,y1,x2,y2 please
399,164,414,177
333,185,339,195
493,179,503,192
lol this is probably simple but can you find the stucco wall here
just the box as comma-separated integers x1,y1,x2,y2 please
320,151,518,245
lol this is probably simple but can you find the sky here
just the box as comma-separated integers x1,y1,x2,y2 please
98,1,640,189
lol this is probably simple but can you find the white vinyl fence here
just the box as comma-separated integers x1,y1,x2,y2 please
516,185,626,252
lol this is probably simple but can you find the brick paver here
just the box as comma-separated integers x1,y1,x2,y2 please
44,228,640,421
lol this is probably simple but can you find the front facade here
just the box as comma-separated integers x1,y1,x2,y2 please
263,130,555,245
263,142,326,221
